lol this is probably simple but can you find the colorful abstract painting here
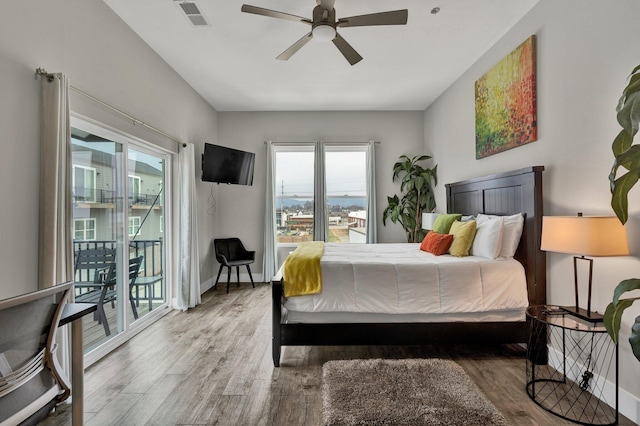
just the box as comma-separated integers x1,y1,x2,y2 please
475,35,537,159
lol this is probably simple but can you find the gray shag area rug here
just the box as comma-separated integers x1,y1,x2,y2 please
322,358,509,426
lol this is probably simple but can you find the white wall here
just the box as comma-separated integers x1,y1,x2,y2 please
424,0,640,410
0,0,218,299
216,111,427,276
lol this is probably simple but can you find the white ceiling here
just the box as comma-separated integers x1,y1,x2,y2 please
103,0,538,112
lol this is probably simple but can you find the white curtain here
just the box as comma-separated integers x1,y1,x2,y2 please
263,141,278,282
365,140,377,243
313,140,327,241
177,143,201,310
39,73,73,289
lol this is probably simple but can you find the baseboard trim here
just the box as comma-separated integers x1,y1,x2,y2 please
200,272,265,294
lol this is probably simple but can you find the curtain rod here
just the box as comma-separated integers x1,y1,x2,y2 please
35,68,187,148
265,140,381,145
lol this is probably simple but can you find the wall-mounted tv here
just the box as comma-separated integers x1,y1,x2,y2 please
201,143,255,186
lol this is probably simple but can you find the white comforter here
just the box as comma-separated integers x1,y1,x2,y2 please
283,243,528,315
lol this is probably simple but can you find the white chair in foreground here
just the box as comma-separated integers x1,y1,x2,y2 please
0,282,73,425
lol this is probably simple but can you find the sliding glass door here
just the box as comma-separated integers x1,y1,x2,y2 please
127,147,166,324
71,118,170,356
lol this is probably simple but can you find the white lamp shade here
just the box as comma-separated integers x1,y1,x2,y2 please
422,212,441,230
541,216,629,257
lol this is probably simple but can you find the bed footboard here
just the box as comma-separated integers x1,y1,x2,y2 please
271,275,530,367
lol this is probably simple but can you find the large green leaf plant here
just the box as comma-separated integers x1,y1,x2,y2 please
382,155,437,243
603,65,640,360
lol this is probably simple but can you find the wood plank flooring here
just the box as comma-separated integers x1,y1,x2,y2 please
41,283,635,425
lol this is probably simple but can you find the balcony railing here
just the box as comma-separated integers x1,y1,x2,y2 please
73,239,164,301
73,187,162,207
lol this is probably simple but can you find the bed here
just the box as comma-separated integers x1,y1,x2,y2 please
271,166,545,367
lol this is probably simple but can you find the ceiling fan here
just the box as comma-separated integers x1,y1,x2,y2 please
241,0,408,65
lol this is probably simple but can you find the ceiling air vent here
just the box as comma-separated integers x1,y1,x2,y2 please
174,1,209,26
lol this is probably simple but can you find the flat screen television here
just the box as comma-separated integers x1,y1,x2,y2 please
201,143,255,186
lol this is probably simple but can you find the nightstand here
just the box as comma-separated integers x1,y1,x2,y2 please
526,305,618,425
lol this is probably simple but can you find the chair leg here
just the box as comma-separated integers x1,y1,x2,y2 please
236,266,240,288
246,265,255,288
98,304,110,336
130,289,139,320
226,266,231,293
214,264,224,290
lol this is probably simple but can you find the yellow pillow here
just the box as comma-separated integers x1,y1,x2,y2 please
448,220,477,257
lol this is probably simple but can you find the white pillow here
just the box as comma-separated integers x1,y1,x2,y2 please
477,213,524,258
471,216,503,259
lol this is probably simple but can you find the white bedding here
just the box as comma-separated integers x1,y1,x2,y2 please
283,243,528,319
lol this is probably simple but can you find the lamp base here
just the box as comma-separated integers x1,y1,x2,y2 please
560,306,603,323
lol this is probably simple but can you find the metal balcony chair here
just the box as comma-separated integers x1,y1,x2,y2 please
214,238,255,293
0,282,73,425
126,256,147,319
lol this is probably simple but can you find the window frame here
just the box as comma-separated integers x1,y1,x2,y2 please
273,143,369,244
128,216,141,238
72,164,97,203
73,218,96,241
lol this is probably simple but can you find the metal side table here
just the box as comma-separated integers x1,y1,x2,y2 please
526,305,618,425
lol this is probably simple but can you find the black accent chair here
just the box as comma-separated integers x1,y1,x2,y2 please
214,238,255,293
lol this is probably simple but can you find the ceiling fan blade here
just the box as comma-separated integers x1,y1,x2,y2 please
241,5,312,25
337,9,408,27
276,32,313,61
332,33,363,66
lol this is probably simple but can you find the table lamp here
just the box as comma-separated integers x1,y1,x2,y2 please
422,212,441,231
540,213,629,322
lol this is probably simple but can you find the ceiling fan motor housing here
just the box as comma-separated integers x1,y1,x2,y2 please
312,5,337,41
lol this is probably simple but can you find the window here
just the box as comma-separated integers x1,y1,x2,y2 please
73,218,96,241
128,175,141,204
274,144,369,244
129,216,141,238
325,147,367,243
275,148,314,243
73,165,97,203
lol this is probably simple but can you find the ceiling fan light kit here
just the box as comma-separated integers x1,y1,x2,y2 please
312,23,336,42
241,0,408,65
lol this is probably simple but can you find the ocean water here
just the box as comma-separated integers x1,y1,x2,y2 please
277,196,366,209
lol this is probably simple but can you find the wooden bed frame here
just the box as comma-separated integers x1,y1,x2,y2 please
271,166,546,367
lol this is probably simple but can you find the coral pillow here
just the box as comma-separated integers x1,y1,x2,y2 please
420,231,454,256
448,220,477,257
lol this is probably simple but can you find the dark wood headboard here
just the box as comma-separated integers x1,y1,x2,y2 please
445,166,545,306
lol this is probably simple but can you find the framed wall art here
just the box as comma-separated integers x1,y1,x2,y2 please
475,35,537,159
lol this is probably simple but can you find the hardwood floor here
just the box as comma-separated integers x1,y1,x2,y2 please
42,283,635,425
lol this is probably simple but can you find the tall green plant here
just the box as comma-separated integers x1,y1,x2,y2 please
603,65,640,361
382,155,437,243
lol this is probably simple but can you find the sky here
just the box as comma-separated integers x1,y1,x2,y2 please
275,150,366,198
72,137,163,172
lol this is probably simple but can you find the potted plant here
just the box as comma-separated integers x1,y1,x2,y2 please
603,64,640,360
382,155,437,243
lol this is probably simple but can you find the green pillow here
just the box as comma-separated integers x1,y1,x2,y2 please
432,213,462,234
448,220,477,257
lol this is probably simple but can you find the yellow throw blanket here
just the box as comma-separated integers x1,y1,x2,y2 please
283,241,324,297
